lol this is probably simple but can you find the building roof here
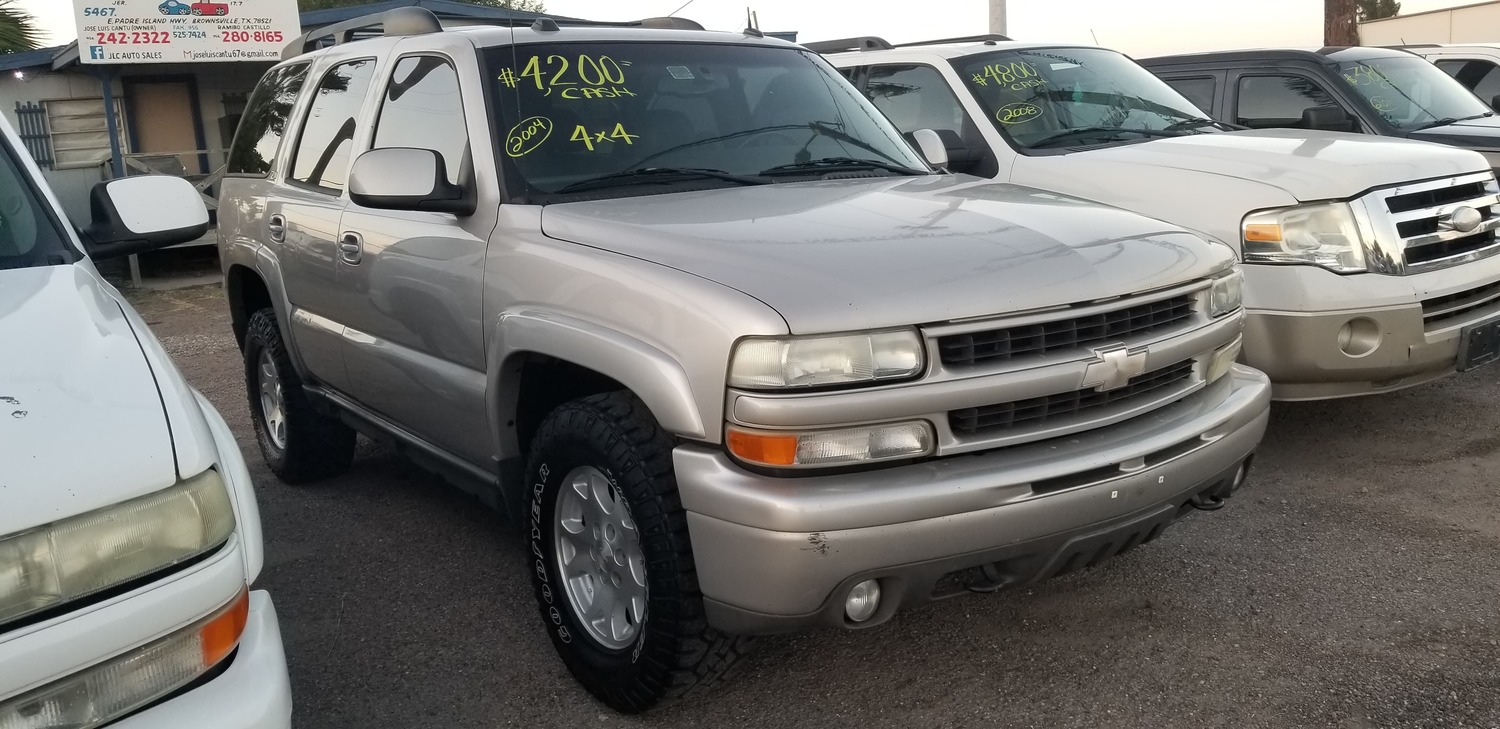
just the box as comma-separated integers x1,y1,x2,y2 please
0,45,71,73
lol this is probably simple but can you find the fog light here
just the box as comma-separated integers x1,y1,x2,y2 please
727,421,935,468
1337,318,1381,357
844,579,881,623
1207,336,1243,383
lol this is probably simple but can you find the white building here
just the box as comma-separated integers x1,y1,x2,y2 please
1360,0,1500,45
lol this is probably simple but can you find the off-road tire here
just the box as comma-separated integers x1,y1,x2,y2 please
243,308,356,483
526,392,753,713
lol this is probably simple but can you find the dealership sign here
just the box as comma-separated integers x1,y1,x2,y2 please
74,0,301,64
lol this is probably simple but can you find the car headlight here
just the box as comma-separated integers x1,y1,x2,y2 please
728,329,925,389
1242,203,1367,273
727,421,936,468
1207,335,1243,384
1210,269,1244,317
0,469,235,628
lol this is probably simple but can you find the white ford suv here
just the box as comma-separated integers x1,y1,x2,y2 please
0,114,291,728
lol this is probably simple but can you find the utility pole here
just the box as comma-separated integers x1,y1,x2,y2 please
1325,0,1358,45
990,0,1007,36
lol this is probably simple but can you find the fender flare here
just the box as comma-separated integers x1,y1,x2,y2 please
489,309,708,453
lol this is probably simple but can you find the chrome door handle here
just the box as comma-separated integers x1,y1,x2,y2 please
267,214,286,243
338,231,364,265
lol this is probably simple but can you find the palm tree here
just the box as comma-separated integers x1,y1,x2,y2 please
0,0,42,54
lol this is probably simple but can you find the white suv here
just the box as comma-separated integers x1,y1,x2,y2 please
0,114,291,728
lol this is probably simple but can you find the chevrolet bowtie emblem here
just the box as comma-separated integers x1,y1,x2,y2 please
1081,345,1148,392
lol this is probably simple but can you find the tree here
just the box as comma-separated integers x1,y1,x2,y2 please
0,0,43,54
298,0,546,11
1356,0,1400,21
1325,0,1358,46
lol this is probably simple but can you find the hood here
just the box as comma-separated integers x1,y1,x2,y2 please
0,264,176,536
1079,129,1490,201
540,176,1233,334
1405,115,1500,149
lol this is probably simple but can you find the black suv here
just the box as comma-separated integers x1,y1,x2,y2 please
1140,47,1500,168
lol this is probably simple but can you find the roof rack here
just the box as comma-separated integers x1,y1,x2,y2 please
283,7,443,60
893,34,1012,47
802,37,894,53
804,34,1013,54
283,7,708,59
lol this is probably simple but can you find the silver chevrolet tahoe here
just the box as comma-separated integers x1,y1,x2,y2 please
218,9,1271,713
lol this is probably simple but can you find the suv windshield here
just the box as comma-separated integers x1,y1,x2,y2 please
0,140,74,270
1332,54,1495,131
952,47,1216,150
484,43,928,200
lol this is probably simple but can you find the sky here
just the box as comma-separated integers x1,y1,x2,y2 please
19,0,1483,56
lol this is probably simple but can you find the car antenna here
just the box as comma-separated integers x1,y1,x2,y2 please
744,8,763,37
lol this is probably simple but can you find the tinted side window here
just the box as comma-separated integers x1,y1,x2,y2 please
1164,76,1216,115
1437,59,1500,104
1236,75,1341,129
290,59,377,193
228,63,309,176
373,56,468,185
866,65,970,137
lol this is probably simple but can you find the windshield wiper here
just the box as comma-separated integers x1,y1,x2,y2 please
759,157,926,177
555,167,769,194
1164,118,1246,132
1413,112,1495,131
1028,126,1187,149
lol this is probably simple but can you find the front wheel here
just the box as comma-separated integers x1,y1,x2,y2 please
526,392,751,713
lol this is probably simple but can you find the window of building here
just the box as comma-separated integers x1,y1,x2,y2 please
44,97,128,169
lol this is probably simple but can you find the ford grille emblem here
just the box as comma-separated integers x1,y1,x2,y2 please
1440,206,1484,234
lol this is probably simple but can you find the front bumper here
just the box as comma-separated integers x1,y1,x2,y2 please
114,591,292,729
678,365,1270,635
1241,258,1500,400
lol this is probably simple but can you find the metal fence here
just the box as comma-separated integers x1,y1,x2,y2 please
14,102,54,169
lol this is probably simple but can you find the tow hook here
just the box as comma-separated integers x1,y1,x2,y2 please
1189,490,1228,511
1190,459,1252,512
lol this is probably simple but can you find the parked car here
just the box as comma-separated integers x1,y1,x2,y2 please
1139,47,1500,172
0,115,291,726
159,0,192,15
1397,44,1500,109
220,7,1269,713
819,37,1500,400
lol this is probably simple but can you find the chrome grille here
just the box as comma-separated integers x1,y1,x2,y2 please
949,359,1196,436
1361,172,1500,273
937,295,1196,368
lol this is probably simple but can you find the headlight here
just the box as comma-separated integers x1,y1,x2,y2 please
727,421,935,468
0,588,249,729
1242,203,1367,273
729,329,925,389
0,470,235,628
1210,269,1244,317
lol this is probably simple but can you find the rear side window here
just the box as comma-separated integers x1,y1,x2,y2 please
290,58,377,193
1164,76,1216,115
373,56,469,185
1235,75,1340,128
227,63,309,176
1437,59,1500,104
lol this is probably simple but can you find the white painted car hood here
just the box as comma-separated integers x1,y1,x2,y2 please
1074,129,1491,201
0,264,175,535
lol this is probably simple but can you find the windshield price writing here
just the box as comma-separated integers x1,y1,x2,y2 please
1343,64,1393,89
971,61,1043,91
500,54,636,100
570,123,640,151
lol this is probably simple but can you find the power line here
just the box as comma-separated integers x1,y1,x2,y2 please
668,0,697,17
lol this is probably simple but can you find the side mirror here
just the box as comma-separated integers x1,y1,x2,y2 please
81,176,210,261
910,128,949,170
1490,94,1500,111
348,148,475,216
1300,105,1356,132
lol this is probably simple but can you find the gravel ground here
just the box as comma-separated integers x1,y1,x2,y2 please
128,283,1500,729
